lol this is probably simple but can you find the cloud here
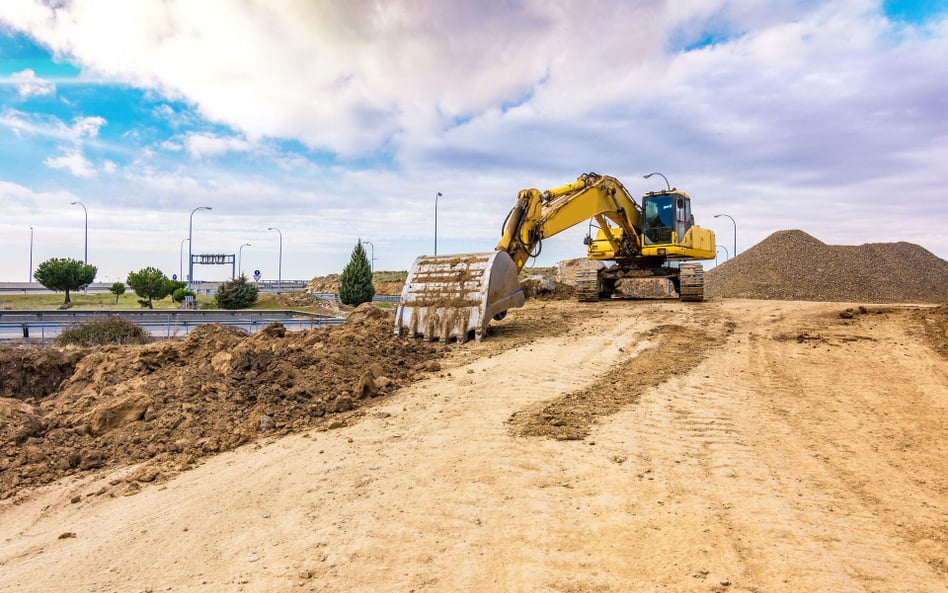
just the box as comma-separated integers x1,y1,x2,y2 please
184,133,253,158
10,68,55,98
0,0,666,155
44,147,96,178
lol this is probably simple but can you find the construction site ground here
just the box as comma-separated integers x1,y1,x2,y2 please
1,297,946,593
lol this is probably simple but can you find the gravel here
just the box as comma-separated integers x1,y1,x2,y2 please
705,229,948,303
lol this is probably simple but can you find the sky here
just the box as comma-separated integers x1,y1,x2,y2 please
1,0,947,284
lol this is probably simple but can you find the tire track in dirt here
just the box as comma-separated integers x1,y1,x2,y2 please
506,306,734,441
732,302,947,589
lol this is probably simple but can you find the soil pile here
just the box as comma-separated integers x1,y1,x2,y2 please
706,230,948,303
0,304,442,499
520,275,576,300
258,292,351,317
306,274,403,296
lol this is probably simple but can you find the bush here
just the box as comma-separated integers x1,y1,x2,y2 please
172,287,196,303
56,317,149,347
215,275,258,309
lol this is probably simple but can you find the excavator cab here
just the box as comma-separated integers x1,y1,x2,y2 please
642,191,693,246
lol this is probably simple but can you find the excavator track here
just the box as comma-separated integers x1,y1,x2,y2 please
678,263,705,302
575,261,601,302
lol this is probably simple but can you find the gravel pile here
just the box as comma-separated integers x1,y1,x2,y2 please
705,230,948,303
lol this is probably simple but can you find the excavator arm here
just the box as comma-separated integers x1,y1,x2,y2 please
496,173,644,271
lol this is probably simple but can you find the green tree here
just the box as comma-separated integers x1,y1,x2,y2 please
339,240,375,306
127,267,173,309
33,257,97,307
109,281,126,304
215,275,258,309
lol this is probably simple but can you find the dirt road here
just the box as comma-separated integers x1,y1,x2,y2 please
0,299,945,592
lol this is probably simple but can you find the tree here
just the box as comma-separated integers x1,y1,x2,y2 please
339,239,375,306
109,281,126,304
215,275,258,309
127,267,173,309
33,257,97,307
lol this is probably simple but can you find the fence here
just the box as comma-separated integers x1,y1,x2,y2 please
0,309,345,347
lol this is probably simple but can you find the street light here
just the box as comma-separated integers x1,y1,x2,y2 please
434,192,442,255
188,206,212,289
714,213,737,257
70,201,88,264
28,226,33,283
179,237,189,282
643,172,670,191
361,240,375,273
716,245,729,266
238,243,251,277
267,227,282,286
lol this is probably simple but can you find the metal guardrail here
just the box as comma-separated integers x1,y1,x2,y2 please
0,309,346,347
312,293,401,303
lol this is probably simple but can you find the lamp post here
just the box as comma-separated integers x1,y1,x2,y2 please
238,243,251,277
188,206,212,289
716,245,729,266
28,226,33,283
267,227,282,286
70,201,88,264
643,172,670,191
434,192,442,255
362,240,375,273
179,237,189,282
714,213,737,257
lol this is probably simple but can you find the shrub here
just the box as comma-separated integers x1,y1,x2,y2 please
215,275,258,309
56,317,149,347
172,287,196,303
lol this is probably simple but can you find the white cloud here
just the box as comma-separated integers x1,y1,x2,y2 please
66,115,106,140
10,68,55,98
44,148,97,178
184,133,253,158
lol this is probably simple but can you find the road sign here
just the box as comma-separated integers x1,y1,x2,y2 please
253,270,261,282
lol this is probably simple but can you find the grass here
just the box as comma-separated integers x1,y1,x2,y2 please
0,291,215,311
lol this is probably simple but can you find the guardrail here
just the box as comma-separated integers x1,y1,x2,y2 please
0,309,346,347
311,293,401,303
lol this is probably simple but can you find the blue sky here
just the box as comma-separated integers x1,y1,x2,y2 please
1,0,947,283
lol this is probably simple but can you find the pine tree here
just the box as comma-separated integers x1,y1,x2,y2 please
339,240,375,306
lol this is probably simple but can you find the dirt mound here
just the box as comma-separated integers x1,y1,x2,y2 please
259,292,351,317
520,275,576,300
0,348,87,401
306,275,403,296
706,230,948,303
0,317,442,499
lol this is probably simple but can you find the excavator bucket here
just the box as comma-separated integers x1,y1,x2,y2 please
395,251,526,342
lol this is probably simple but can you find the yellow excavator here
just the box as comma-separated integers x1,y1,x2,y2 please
395,172,716,341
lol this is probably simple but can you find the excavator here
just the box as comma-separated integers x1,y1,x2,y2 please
395,172,716,342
